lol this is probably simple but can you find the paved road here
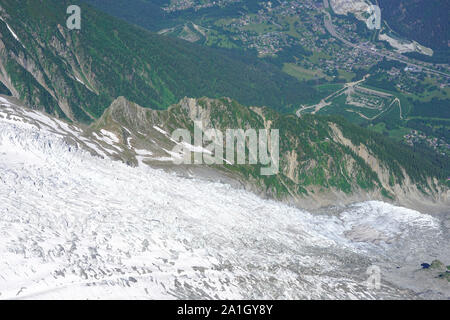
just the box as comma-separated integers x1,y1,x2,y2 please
322,0,450,78
296,74,370,117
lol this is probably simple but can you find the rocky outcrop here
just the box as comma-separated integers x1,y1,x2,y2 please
87,96,449,213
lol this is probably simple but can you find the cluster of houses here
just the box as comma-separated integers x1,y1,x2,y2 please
404,130,449,156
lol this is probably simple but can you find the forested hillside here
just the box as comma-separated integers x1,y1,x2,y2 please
0,0,316,122
82,0,168,31
90,96,449,206
378,0,449,61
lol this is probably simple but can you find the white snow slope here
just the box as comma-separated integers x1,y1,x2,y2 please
0,99,449,300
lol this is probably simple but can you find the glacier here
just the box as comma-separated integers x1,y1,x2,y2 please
0,99,449,300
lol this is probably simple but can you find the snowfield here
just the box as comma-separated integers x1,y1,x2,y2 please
0,100,449,299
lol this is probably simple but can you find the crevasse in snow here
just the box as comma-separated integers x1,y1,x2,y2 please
0,101,449,299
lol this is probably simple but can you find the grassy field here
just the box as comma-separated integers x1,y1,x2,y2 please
283,63,329,81
338,69,356,82
308,51,332,64
403,76,450,102
242,22,280,33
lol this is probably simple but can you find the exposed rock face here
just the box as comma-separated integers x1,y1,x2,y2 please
0,8,98,121
329,123,449,213
3,93,450,300
1,93,448,212
330,0,371,16
86,96,449,212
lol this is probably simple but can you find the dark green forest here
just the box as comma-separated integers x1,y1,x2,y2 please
0,0,318,122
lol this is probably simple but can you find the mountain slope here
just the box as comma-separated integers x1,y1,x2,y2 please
378,0,449,61
0,0,447,210
378,0,449,51
81,0,169,31
2,95,450,299
87,96,449,211
0,0,316,123
1,93,448,210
